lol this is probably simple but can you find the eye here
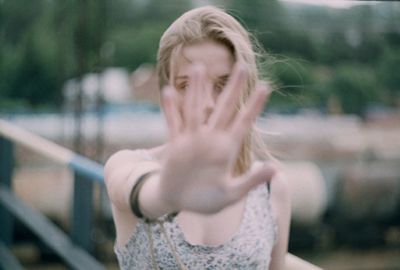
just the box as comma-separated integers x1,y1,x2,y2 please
214,83,224,94
214,80,227,95
176,82,188,93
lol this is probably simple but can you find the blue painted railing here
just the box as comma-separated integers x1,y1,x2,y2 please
0,119,105,270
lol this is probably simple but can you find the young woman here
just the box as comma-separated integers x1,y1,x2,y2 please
105,6,291,269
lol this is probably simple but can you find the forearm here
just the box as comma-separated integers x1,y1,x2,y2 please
137,173,176,220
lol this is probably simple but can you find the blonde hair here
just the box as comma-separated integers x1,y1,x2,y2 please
157,6,268,175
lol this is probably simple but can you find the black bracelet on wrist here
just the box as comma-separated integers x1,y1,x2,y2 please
130,170,179,223
129,170,159,221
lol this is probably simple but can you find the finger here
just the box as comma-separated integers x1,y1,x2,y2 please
227,163,276,200
209,63,246,129
230,83,270,142
184,64,204,131
162,86,183,139
193,65,206,127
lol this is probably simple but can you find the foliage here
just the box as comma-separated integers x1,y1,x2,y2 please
9,38,59,106
267,57,318,111
327,65,378,116
378,48,400,105
0,0,399,115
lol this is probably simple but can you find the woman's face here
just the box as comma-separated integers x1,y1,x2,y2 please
172,39,235,123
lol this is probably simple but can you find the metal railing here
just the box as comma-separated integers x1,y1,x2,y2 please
0,119,323,270
0,119,105,270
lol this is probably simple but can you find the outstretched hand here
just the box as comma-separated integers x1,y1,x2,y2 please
158,64,276,215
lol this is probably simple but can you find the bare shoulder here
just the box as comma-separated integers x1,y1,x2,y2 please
104,149,145,178
104,145,164,175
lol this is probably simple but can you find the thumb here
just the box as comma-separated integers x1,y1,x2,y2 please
228,163,276,199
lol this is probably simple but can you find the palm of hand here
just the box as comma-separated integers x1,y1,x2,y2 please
159,64,274,214
161,130,237,214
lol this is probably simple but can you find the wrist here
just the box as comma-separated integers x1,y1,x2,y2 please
138,172,178,220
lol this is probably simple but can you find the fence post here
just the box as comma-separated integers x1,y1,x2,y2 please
0,137,15,245
71,171,94,253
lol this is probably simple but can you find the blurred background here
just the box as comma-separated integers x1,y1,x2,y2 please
0,0,399,269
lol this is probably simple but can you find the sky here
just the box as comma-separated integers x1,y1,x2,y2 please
280,0,380,9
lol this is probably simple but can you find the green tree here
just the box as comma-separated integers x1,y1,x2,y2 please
379,48,400,106
268,58,317,111
327,65,378,116
10,37,58,106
